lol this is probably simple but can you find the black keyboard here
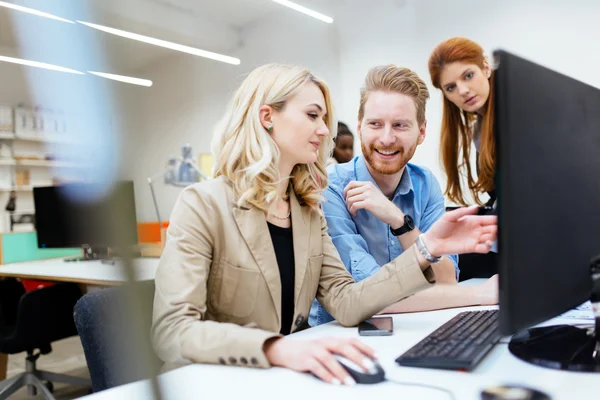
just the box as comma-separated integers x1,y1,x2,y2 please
395,309,500,371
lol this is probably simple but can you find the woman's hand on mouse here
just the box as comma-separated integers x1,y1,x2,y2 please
263,337,375,385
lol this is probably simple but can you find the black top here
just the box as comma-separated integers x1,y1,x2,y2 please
267,222,295,335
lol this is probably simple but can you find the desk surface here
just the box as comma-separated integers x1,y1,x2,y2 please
79,304,600,400
0,257,159,286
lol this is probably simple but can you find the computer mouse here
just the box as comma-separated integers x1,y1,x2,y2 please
481,385,551,400
332,354,386,384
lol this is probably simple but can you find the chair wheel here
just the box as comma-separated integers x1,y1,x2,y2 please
44,381,54,393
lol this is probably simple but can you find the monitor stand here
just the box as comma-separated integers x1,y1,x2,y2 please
508,323,599,372
64,244,111,262
508,256,600,372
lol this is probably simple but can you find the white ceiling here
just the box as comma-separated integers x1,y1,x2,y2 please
0,0,344,74
146,0,282,28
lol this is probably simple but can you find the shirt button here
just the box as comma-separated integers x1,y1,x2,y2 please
251,357,259,365
218,357,226,365
229,357,237,364
295,315,305,326
240,357,248,365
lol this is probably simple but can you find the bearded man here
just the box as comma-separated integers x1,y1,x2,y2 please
309,65,498,326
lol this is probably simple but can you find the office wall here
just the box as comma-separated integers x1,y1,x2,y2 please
126,15,341,222
121,54,240,223
334,0,600,203
0,61,32,104
126,0,600,221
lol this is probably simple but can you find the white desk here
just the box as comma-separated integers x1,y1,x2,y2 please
0,257,159,286
78,305,600,400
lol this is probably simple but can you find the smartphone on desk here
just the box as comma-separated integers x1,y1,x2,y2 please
358,316,393,336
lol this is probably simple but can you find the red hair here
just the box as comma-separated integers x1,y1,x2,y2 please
428,37,495,205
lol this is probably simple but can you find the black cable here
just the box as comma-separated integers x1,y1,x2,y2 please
385,377,456,400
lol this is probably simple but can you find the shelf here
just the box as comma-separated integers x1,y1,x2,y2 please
0,158,84,168
0,159,16,166
0,132,75,144
15,159,82,168
0,132,15,140
0,186,33,192
15,133,79,144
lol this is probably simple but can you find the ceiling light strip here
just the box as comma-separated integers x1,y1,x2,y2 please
77,20,241,65
271,0,333,23
0,1,73,23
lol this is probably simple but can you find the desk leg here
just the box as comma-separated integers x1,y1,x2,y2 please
0,352,7,381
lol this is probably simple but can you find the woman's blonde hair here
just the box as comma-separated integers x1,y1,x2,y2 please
212,63,335,212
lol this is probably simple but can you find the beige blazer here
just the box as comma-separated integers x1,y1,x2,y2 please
151,176,435,370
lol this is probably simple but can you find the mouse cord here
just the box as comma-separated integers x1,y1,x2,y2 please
384,378,456,400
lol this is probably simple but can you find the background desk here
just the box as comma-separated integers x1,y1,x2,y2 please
0,257,159,381
0,257,159,286
79,305,600,400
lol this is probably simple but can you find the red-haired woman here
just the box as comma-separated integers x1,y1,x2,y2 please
428,37,497,280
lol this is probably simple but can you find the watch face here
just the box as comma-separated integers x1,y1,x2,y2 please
405,215,415,230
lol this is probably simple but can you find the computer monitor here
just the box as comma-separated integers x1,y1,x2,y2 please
495,50,600,371
33,181,139,254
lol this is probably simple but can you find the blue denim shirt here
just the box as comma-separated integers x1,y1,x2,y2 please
309,156,459,326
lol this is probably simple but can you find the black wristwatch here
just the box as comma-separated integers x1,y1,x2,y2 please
390,215,415,236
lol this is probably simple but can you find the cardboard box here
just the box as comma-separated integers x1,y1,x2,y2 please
15,170,30,186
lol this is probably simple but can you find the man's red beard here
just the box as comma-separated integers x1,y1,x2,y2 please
362,141,417,175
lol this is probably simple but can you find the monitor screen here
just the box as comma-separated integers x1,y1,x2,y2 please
495,50,600,335
33,181,138,249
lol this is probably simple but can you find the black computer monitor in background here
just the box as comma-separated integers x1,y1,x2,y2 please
33,181,138,257
495,50,600,371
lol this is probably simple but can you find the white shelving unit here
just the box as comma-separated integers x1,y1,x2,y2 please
0,105,88,232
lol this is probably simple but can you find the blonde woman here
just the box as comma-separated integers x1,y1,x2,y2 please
151,64,497,385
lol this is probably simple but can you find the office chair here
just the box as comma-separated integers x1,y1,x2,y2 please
74,280,160,392
0,279,91,399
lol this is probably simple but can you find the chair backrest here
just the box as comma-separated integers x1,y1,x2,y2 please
0,280,82,355
74,280,160,393
16,282,82,349
0,279,26,330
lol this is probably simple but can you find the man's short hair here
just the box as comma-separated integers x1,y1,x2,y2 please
358,65,430,125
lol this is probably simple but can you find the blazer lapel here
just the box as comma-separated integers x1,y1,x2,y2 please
290,191,310,307
232,203,281,326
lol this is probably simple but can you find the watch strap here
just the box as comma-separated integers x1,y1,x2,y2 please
416,234,442,264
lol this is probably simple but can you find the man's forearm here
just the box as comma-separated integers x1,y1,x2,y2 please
388,205,457,283
377,285,481,314
432,257,457,284
394,225,456,284
395,227,421,252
